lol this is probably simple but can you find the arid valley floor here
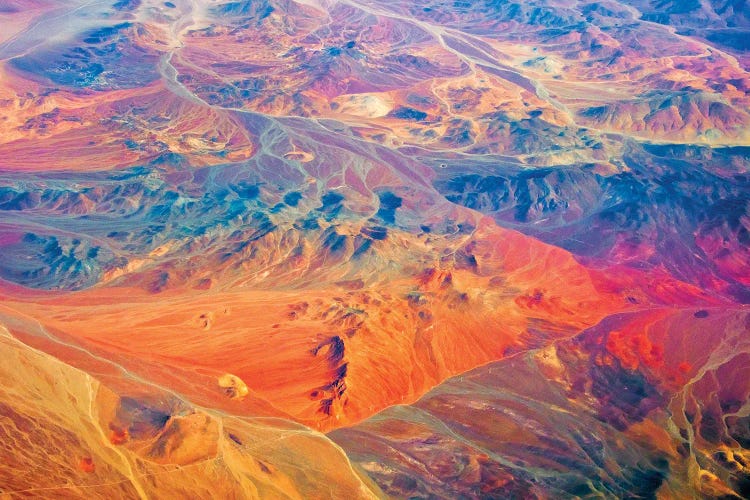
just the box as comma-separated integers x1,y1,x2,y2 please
0,0,749,498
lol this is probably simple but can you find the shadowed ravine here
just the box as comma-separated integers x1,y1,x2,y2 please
0,0,748,498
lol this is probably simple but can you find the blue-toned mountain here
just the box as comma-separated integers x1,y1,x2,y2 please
0,0,747,498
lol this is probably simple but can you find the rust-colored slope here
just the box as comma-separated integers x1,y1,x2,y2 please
331,307,750,498
0,71,254,172
0,323,380,499
0,217,716,432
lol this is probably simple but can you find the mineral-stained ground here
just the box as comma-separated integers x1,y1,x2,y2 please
0,0,748,498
